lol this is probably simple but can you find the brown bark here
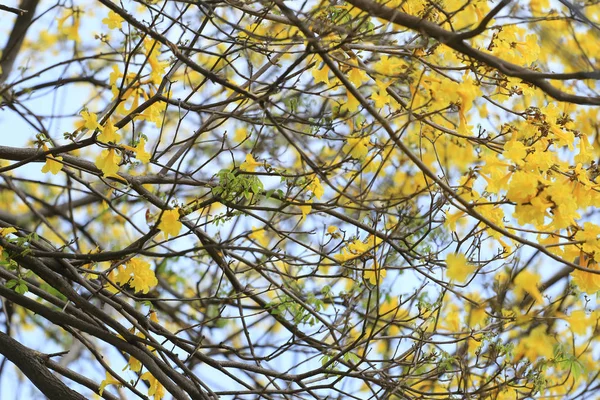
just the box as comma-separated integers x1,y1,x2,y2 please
0,330,86,400
0,0,40,84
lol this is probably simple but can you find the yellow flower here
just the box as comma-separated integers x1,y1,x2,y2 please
81,110,101,131
111,258,158,294
249,226,270,247
149,310,159,323
364,263,387,285
343,135,370,160
570,258,600,295
513,324,555,361
371,89,390,108
348,67,367,87
345,91,360,112
240,153,262,172
56,10,81,42
135,137,151,163
234,127,248,143
102,10,124,30
95,148,121,176
157,208,182,239
98,371,121,395
307,176,324,199
41,155,63,174
502,138,528,164
299,204,311,219
514,270,544,304
141,371,166,400
446,252,474,283
567,310,589,335
312,63,330,86
98,120,120,143
124,355,142,372
334,247,355,263
0,227,17,237
574,222,600,255
105,269,121,294
444,210,465,232
334,237,379,263
114,264,132,287
126,258,158,294
374,55,404,76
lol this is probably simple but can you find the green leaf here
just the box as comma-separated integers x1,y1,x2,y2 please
347,352,360,363
15,282,28,295
5,279,17,289
571,359,584,380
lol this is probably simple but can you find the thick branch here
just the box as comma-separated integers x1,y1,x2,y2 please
0,0,39,84
0,330,86,400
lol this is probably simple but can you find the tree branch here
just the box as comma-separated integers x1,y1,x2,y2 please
0,330,86,400
0,3,27,15
0,0,39,84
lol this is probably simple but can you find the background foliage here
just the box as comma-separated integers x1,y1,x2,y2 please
1,0,600,398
